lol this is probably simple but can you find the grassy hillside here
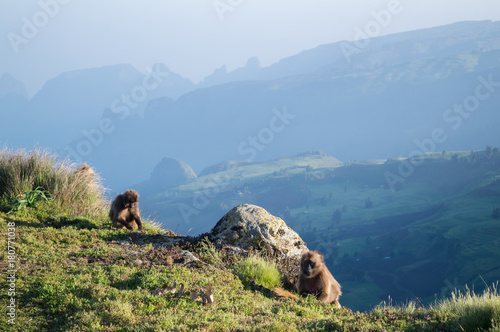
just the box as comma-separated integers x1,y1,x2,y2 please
144,149,500,311
1,148,499,331
2,209,500,331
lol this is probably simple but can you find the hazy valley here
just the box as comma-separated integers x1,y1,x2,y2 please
2,20,500,313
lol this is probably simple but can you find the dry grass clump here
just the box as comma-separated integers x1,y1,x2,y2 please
0,147,107,216
432,284,500,331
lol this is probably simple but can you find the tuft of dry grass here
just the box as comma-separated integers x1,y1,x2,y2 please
431,283,500,331
0,147,107,217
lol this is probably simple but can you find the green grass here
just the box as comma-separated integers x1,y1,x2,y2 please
3,199,500,331
234,254,282,289
0,209,475,331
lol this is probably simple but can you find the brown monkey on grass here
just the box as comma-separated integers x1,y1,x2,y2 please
71,163,100,191
297,251,342,307
109,190,143,231
74,163,95,178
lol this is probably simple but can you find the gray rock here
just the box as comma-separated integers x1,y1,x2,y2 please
178,250,205,268
210,204,308,258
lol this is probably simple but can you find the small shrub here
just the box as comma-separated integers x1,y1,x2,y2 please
198,237,222,266
234,254,282,289
6,187,51,212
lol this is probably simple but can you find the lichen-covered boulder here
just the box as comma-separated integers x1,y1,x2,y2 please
209,204,308,258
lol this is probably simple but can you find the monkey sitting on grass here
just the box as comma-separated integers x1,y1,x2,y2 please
109,189,143,231
297,251,342,307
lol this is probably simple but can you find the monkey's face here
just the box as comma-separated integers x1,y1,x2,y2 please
123,190,139,207
300,252,324,278
301,259,316,277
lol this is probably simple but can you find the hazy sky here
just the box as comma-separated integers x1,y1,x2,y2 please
1,0,500,96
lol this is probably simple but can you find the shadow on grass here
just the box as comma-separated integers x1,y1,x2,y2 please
99,231,189,245
5,214,103,230
110,270,147,290
46,217,100,229
234,272,279,300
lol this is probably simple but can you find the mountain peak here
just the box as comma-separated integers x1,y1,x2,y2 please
245,56,260,69
150,157,197,187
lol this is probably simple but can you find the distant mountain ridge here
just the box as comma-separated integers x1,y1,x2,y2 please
1,20,499,191
200,20,500,87
0,63,195,150
95,49,499,189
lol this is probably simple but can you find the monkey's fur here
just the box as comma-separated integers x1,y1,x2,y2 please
109,190,143,231
297,251,342,307
272,287,298,300
74,163,95,178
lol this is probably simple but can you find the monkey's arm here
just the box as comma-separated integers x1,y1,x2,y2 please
132,211,143,231
297,278,313,296
317,291,330,303
315,278,331,303
117,218,134,230
296,278,304,295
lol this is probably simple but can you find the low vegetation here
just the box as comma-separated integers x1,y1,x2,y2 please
234,254,282,289
432,285,500,332
1,148,499,331
2,208,500,331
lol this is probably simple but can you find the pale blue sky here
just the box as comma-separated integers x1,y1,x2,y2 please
1,0,500,96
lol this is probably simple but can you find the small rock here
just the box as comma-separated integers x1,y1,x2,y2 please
178,250,205,267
